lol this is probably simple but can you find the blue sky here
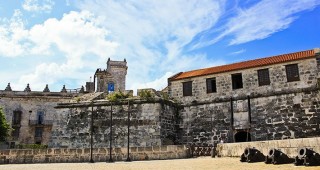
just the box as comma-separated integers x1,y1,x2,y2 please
0,0,319,92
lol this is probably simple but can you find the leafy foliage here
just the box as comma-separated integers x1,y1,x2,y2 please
75,97,81,103
106,90,130,102
0,107,10,142
160,91,169,100
138,90,155,101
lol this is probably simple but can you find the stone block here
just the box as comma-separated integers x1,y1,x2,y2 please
145,147,152,152
0,150,10,155
277,139,291,148
152,146,160,151
130,147,137,152
160,146,167,152
54,149,61,155
77,149,83,154
84,148,90,154
137,147,145,152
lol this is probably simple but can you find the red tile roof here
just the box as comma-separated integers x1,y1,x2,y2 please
170,49,316,81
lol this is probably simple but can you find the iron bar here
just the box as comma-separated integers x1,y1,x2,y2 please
247,95,251,142
108,103,114,163
126,100,131,162
90,104,94,163
230,97,234,143
247,95,252,124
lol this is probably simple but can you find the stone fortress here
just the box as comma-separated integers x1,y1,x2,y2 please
0,48,320,150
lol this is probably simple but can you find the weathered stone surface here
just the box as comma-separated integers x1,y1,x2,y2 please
168,55,320,145
50,100,178,148
0,145,187,164
217,137,320,158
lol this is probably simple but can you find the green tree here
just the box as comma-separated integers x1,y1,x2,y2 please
0,107,10,142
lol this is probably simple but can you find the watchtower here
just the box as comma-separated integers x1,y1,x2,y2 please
95,58,127,92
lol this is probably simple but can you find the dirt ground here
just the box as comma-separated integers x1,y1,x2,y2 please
1,157,320,170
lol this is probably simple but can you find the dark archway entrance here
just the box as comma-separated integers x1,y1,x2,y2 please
234,131,251,142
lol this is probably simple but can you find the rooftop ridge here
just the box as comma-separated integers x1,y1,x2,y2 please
171,49,316,81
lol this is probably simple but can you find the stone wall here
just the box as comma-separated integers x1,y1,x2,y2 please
167,54,320,145
0,91,76,146
0,145,187,164
217,137,320,158
178,90,320,145
0,90,180,149
51,99,179,148
169,58,318,104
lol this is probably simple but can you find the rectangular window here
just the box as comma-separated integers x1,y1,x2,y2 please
37,111,44,124
183,81,192,96
12,111,22,125
257,69,270,86
206,78,217,93
35,127,43,138
232,73,243,89
285,64,300,82
11,128,20,140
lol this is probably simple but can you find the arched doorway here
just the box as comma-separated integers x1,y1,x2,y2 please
234,131,251,142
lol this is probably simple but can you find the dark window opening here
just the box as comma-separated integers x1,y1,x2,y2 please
10,142,15,149
286,64,300,82
232,73,243,89
258,68,270,86
183,81,192,96
11,128,20,140
234,131,251,142
12,111,22,125
37,111,44,124
35,127,43,138
206,78,217,93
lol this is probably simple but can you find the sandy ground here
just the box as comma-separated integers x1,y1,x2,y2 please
1,157,320,170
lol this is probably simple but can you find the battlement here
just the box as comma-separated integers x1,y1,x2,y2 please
0,90,79,99
0,83,85,98
95,58,127,92
107,58,127,69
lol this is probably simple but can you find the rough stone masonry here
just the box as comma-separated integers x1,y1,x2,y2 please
0,49,319,149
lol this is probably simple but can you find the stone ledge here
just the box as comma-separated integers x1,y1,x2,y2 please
0,145,187,164
217,137,320,158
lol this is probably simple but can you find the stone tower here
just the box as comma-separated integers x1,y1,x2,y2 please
95,58,127,92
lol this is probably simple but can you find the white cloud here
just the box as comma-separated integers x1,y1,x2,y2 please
0,10,118,91
22,0,54,13
227,0,320,45
78,0,226,91
0,10,29,57
132,72,174,92
193,0,320,48
20,11,117,91
28,11,118,60
229,49,246,56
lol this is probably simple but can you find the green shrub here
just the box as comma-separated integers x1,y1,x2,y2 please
106,90,129,102
0,107,10,142
139,90,155,101
75,97,81,103
160,92,169,100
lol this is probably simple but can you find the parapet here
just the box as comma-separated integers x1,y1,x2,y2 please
107,58,127,69
0,83,84,98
